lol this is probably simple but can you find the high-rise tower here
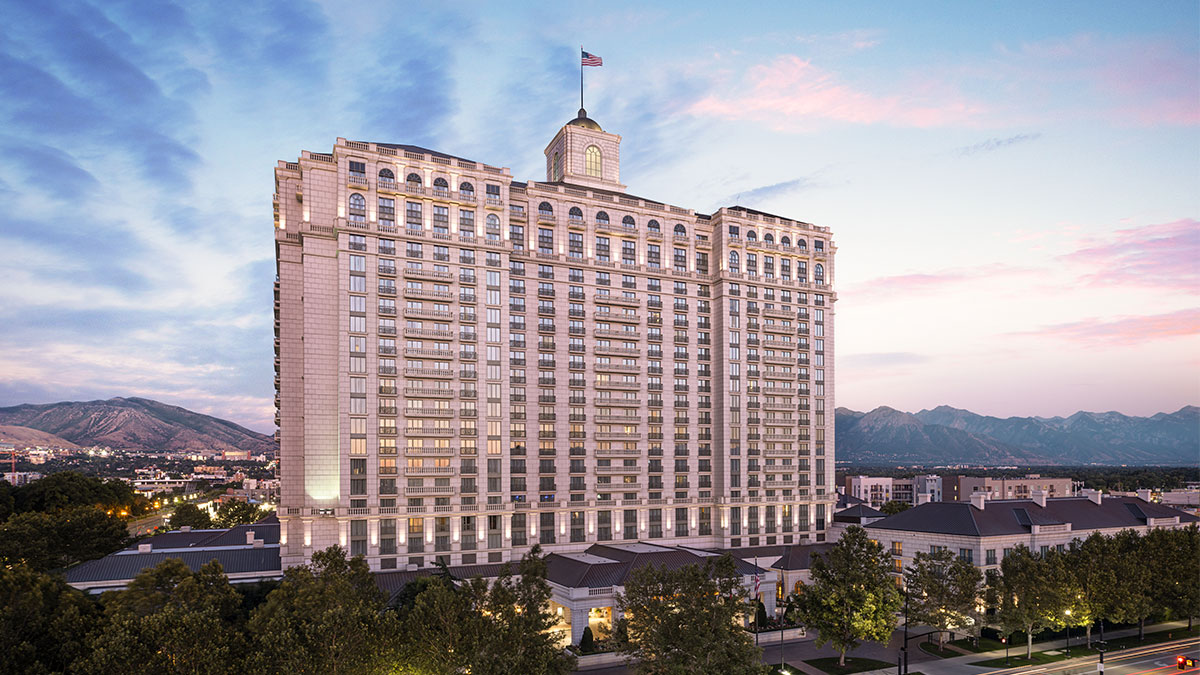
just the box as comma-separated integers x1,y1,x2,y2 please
273,112,837,570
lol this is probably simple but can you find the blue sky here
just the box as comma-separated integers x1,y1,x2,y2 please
0,0,1196,433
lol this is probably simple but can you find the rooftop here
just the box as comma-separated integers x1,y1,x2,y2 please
865,495,1197,538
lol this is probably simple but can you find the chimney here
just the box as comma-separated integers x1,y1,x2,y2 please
1082,489,1103,505
1031,490,1047,508
252,538,264,548
970,492,987,510
916,493,932,505
1136,489,1153,503
245,529,255,545
138,543,152,553
180,525,192,533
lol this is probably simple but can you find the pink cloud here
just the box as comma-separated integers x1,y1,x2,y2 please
1014,307,1200,346
689,56,984,130
1060,219,1200,293
845,264,1028,302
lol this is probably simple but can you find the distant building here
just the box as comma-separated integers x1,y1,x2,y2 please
844,475,894,508
3,471,44,486
844,474,942,507
863,490,1197,577
942,474,1076,502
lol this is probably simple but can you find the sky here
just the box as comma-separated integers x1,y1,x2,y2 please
0,0,1196,434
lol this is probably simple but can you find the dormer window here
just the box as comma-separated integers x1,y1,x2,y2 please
585,145,602,178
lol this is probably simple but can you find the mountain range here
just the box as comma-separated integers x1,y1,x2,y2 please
0,397,276,456
836,405,1199,466
0,396,1193,466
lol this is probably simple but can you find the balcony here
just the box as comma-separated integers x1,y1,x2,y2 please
405,387,452,398
402,267,452,280
596,465,639,474
594,329,639,339
403,308,451,320
404,368,453,378
595,294,640,307
405,408,454,418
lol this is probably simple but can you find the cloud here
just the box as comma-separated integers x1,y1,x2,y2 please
0,140,100,194
726,176,818,205
841,352,931,367
689,55,984,131
795,29,884,52
1060,219,1200,293
845,264,1029,302
954,133,1042,156
1013,308,1200,346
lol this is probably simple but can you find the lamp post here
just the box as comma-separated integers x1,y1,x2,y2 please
1064,609,1072,657
1002,636,1009,666
900,585,910,675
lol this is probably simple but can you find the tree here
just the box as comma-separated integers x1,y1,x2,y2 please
0,564,98,674
615,553,762,674
397,545,575,675
0,480,14,521
798,525,902,666
213,500,266,528
12,471,148,517
0,506,129,572
1064,532,1116,646
79,558,246,675
904,547,983,647
993,545,1065,658
1108,529,1155,640
249,546,399,674
1143,525,1200,629
168,503,212,530
880,500,912,515
580,625,596,654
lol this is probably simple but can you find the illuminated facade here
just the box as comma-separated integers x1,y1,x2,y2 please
273,109,838,570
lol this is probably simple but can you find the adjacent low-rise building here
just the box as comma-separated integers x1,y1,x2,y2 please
863,490,1198,577
942,474,1076,502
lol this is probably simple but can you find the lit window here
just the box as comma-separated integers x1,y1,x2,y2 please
585,145,602,177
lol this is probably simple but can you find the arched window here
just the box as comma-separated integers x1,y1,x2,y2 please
585,145,602,177
406,173,422,185
486,213,500,227
378,168,394,180
728,251,740,272
780,236,791,247
622,215,636,228
552,151,561,181
814,263,824,281
459,181,474,195
648,219,661,232
348,193,366,223
797,238,807,250
596,211,610,224
746,230,757,241
433,177,448,188
674,224,686,236
538,202,554,217
763,233,774,243
569,207,583,221
793,580,806,596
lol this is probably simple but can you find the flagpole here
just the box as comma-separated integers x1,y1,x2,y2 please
580,46,584,109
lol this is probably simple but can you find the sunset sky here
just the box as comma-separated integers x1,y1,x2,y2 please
0,1,1196,433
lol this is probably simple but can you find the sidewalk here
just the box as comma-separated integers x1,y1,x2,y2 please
854,620,1193,675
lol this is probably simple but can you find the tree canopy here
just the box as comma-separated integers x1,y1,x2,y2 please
903,547,983,646
213,500,266,528
615,553,762,675
0,506,130,572
168,502,212,530
798,525,902,666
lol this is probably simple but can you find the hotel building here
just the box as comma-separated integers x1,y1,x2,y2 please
272,109,838,571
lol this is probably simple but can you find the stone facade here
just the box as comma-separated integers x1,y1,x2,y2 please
273,112,838,570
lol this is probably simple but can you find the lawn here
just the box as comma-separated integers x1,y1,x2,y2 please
917,642,959,658
950,636,1006,653
969,625,1200,668
805,656,898,674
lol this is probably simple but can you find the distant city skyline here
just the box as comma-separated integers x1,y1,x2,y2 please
0,1,1196,434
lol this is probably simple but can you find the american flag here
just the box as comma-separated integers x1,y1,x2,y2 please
581,50,603,67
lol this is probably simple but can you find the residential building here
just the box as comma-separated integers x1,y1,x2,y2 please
943,474,1076,502
843,475,893,508
272,109,838,573
863,489,1198,577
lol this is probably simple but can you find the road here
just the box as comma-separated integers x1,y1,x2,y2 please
954,638,1199,675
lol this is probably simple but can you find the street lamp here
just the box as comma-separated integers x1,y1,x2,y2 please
1064,609,1072,657
1002,636,1009,666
